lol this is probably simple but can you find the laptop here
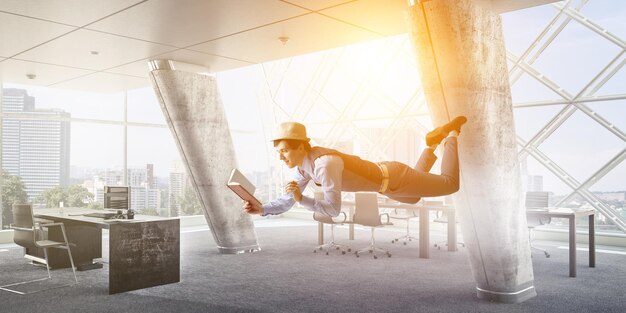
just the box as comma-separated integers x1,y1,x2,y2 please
227,169,262,207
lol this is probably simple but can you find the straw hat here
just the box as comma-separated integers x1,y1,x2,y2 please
271,122,310,142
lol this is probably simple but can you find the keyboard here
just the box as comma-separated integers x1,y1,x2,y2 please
84,212,117,219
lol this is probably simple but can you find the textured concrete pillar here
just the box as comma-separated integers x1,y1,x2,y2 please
407,1,535,303
149,60,259,254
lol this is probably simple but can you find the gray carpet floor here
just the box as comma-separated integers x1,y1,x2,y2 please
0,218,624,313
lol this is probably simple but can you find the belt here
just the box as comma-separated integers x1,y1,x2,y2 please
377,163,389,194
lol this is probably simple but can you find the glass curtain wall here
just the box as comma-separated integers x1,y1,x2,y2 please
2,0,624,234
216,0,625,234
0,83,187,230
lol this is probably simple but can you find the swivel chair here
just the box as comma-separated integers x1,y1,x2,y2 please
433,210,465,250
353,193,392,259
313,212,351,255
312,191,351,255
525,191,551,258
389,207,419,245
0,204,78,294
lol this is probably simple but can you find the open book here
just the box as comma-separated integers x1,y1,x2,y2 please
227,169,262,207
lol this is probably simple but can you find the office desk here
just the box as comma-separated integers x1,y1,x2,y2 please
32,208,180,294
526,207,595,277
318,201,455,259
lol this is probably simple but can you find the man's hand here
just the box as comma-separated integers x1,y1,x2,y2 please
243,200,264,215
285,181,302,202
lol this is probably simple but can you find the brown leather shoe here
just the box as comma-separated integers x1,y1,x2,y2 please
426,116,467,146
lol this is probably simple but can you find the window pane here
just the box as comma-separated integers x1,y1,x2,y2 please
127,86,166,124
532,20,622,95
501,4,558,56
513,105,564,141
70,122,124,210
127,125,180,216
3,83,124,121
537,110,625,183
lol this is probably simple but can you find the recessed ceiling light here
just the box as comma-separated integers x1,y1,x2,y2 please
26,74,36,80
278,36,289,45
90,51,99,55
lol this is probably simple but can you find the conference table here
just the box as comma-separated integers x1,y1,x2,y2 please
318,200,456,259
526,207,595,277
32,208,180,294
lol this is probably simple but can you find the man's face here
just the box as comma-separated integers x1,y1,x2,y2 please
275,140,306,169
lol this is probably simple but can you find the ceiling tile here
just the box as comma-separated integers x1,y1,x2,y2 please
0,59,93,86
188,13,381,63
87,0,309,48
320,0,409,36
51,72,149,93
0,12,75,56
0,0,142,26
281,0,353,11
106,49,253,78
16,29,177,71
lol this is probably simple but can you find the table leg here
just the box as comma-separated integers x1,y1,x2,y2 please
589,214,595,268
569,217,576,277
318,222,324,245
349,223,354,240
448,209,457,252
419,209,429,258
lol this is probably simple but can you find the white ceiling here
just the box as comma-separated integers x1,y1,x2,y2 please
0,0,557,93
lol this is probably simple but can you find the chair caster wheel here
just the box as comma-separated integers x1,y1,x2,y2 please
388,254,391,258
336,247,340,250
342,251,346,255
313,250,317,253
347,249,351,252
356,254,360,258
325,252,329,255
373,255,378,259
403,242,407,246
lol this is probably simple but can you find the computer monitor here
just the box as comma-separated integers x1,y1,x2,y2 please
104,186,130,210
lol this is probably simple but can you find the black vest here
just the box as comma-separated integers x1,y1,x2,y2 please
304,146,382,186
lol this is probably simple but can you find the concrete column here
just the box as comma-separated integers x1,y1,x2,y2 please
149,60,260,254
407,0,535,303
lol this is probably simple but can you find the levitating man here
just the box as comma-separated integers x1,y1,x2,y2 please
244,117,466,217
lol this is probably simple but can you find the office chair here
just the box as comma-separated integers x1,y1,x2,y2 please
433,210,465,250
389,207,419,245
313,211,351,255
0,204,78,294
353,193,392,259
526,191,551,258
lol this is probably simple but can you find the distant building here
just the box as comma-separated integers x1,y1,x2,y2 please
127,165,159,212
168,161,186,217
2,88,70,200
594,191,626,202
92,169,123,204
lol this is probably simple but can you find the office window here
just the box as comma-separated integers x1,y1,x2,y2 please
127,125,179,216
503,1,626,231
127,87,166,124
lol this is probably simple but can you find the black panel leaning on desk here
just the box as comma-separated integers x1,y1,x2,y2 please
32,208,180,294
